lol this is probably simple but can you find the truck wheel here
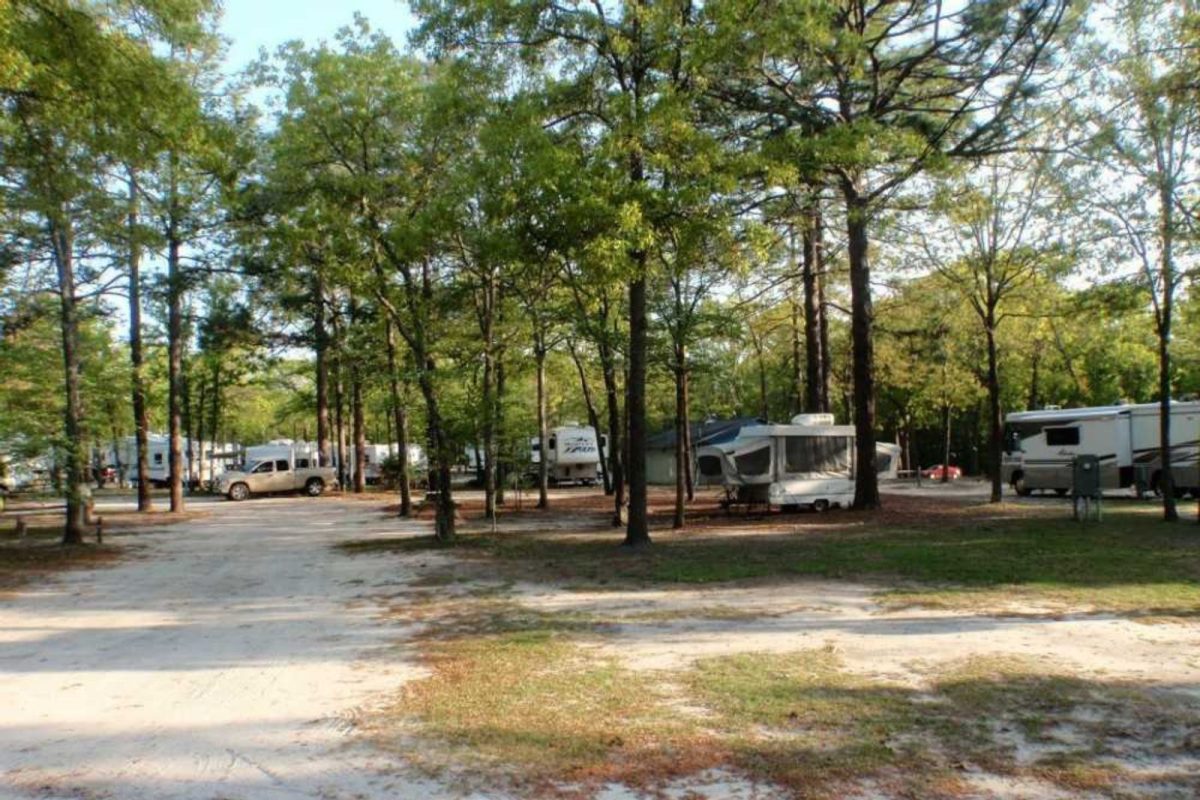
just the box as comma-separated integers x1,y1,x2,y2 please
305,478,325,497
228,483,250,502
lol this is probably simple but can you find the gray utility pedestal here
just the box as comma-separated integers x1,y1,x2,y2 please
1072,454,1102,522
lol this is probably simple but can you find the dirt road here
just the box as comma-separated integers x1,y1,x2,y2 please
0,498,431,800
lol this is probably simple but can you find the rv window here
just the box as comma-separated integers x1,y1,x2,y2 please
876,453,893,474
698,455,723,477
1004,427,1022,454
531,442,540,452
153,453,163,465
252,461,274,474
548,436,556,450
600,435,608,449
784,436,853,474
275,459,290,472
735,446,771,476
1045,427,1080,446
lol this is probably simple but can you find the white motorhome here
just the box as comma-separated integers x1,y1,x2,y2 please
529,425,607,485
696,414,856,510
1002,401,1200,497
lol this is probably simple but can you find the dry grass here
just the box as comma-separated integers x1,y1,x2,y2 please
0,542,124,594
370,589,1200,799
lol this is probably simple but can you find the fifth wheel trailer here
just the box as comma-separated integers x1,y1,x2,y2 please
1001,401,1200,496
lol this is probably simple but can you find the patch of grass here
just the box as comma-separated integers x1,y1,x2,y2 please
0,542,122,593
377,625,714,788
343,504,1200,615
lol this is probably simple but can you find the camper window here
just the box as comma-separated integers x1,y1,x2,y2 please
275,459,290,472
153,453,163,465
252,461,274,474
698,454,723,478
1045,427,1080,446
735,446,771,476
784,436,853,474
548,436,556,450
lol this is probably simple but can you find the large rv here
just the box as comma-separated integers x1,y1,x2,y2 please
529,425,607,485
1002,402,1200,497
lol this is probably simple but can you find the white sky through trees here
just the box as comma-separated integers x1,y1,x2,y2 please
219,0,416,72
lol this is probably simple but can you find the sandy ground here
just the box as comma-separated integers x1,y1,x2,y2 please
0,497,439,800
516,581,1200,687
3,492,1198,800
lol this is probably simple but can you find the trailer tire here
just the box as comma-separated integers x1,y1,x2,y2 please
228,482,250,502
811,499,830,512
305,478,325,497
1012,473,1031,497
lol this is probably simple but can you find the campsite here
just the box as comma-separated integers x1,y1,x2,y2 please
2,0,1200,798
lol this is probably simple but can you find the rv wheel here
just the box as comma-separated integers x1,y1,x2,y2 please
1012,474,1031,497
1055,488,1068,497
811,499,830,512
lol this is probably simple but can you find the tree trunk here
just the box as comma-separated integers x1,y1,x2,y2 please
127,173,152,512
352,364,366,494
50,212,87,543
535,335,550,509
789,224,804,415
1157,183,1178,521
314,274,331,467
682,365,694,502
209,360,220,485
625,274,650,546
570,340,609,495
673,357,686,530
985,322,1003,502
496,344,507,506
167,167,185,513
803,198,827,414
385,320,411,516
418,355,455,541
942,402,952,484
195,375,207,491
843,184,879,509
601,339,625,524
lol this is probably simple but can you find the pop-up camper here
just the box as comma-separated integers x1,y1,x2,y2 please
697,414,856,510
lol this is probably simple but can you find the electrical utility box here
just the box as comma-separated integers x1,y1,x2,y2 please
1072,455,1102,497
1072,454,1102,521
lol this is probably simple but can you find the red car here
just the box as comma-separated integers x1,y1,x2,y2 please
921,464,962,480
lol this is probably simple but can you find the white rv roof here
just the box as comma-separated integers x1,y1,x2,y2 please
738,424,856,438
1007,401,1200,424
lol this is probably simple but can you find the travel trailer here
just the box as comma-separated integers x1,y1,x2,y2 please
345,443,426,485
529,425,607,485
109,435,239,489
1002,401,1200,497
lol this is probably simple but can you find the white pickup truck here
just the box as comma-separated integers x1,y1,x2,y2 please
216,454,338,501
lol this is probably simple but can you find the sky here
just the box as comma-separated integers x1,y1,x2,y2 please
218,0,417,73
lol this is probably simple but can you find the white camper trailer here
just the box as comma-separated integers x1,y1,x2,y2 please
1002,401,1200,497
113,435,239,489
529,425,606,485
697,414,856,510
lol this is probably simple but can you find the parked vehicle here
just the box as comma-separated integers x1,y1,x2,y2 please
216,444,338,501
921,464,962,481
528,425,607,485
1001,401,1200,497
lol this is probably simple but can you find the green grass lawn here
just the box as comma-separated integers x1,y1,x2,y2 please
343,501,1200,615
